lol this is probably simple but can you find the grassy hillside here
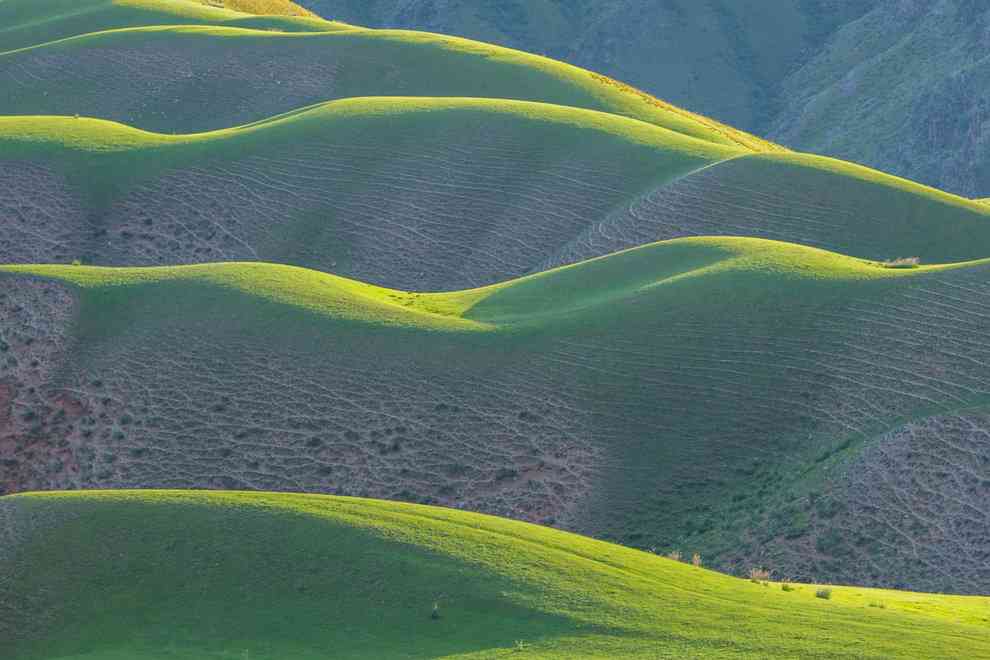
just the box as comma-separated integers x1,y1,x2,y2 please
298,1,990,197
3,237,990,593
0,99,740,288
297,0,873,134
0,0,333,53
0,19,777,149
3,491,988,659
5,104,990,289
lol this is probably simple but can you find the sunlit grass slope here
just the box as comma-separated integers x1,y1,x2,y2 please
0,97,737,190
5,102,990,282
0,0,334,53
3,491,988,660
0,236,959,332
0,20,777,149
695,150,990,263
0,99,741,287
5,236,990,595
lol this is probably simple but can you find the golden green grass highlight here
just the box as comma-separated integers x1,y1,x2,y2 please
3,490,988,659
0,0,340,54
4,236,983,332
0,18,777,149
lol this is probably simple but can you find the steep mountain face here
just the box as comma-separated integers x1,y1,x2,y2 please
772,0,990,197
300,0,990,197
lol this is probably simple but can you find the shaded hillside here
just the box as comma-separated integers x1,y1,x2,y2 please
0,19,775,149
5,492,988,659
4,107,990,290
298,0,990,196
771,0,990,196
298,0,873,133
3,237,990,593
0,102,738,287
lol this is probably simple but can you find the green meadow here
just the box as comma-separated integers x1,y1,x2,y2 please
4,490,989,659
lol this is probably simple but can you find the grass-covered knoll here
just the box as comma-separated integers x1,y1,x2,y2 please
0,20,777,149
0,0,336,53
3,491,988,660
0,99,741,288
4,237,990,593
304,1,989,198
6,102,990,288
298,0,873,135
552,148,990,271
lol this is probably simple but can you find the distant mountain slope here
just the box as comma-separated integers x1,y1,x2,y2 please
770,0,990,197
4,106,990,289
0,22,775,150
3,492,988,660
297,0,990,197
3,237,990,593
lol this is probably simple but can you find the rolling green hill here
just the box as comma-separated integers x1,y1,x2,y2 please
3,237,989,593
0,100,740,288
3,106,990,290
0,15,776,149
296,1,990,197
296,0,873,136
3,491,988,659
3,1,990,647
0,0,333,53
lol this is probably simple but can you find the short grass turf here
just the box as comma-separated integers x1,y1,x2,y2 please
0,0,334,53
0,19,776,150
2,490,989,660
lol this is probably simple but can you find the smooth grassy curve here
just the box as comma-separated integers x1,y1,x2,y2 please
5,101,990,282
0,17,778,149
0,237,957,332
0,99,743,287
2,490,988,660
4,237,990,593
0,0,334,53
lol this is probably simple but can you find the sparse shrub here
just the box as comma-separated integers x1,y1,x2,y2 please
880,257,920,268
514,640,530,652
868,600,886,609
749,568,771,584
691,552,702,567
816,588,832,600
781,583,794,592
667,550,682,562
